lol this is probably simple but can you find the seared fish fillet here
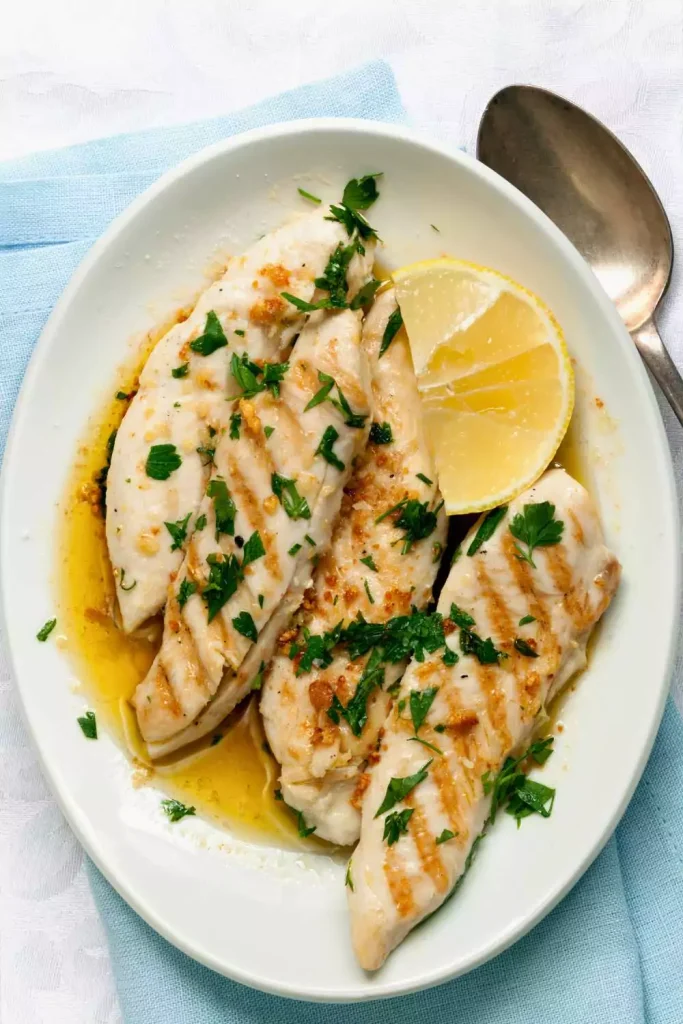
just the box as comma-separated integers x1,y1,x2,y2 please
348,468,620,969
261,290,447,844
134,307,372,756
107,208,370,632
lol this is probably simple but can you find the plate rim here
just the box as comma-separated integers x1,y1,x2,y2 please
1,116,679,1002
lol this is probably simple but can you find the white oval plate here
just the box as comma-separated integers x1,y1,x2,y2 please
1,120,679,1002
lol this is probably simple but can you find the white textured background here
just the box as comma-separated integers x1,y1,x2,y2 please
2,1,683,1020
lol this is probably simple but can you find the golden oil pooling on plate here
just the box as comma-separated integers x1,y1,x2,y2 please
55,306,303,848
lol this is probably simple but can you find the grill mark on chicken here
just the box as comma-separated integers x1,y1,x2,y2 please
384,847,417,918
431,755,469,841
405,797,449,893
544,546,592,630
226,455,282,582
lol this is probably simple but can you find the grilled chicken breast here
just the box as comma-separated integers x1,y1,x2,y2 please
107,208,371,632
261,290,447,845
134,306,373,756
348,468,620,970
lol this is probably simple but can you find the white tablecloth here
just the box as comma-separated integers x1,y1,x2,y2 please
2,2,682,1020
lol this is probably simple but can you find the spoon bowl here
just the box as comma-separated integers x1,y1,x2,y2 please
477,85,682,422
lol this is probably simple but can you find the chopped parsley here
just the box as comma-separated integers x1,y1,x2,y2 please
316,425,345,471
314,240,360,308
376,497,441,554
164,512,191,551
363,578,375,604
467,505,508,556
295,810,316,838
514,638,539,658
375,760,431,817
115,389,132,399
449,604,475,629
229,411,241,439
171,362,189,378
230,352,263,398
328,648,384,736
416,473,433,486
343,173,382,210
119,569,136,591
195,513,207,531
264,425,275,439
206,478,236,539
369,421,393,445
482,736,555,825
432,541,443,564
409,687,438,733
232,611,257,643
298,187,322,203
442,648,459,667
304,534,316,547
509,501,564,568
36,618,57,642
241,530,265,569
305,371,336,411
177,578,197,609
383,808,414,846
161,798,196,823
295,623,342,675
271,472,311,520
460,629,507,665
379,307,403,357
345,862,354,890
77,710,97,739
326,203,378,240
258,594,264,608
350,278,381,310
519,614,536,626
146,443,182,480
261,361,289,398
202,553,241,622
436,829,456,845
96,429,117,513
288,543,302,557
360,554,378,571
190,310,228,356
234,329,245,337
304,370,367,427
408,736,443,755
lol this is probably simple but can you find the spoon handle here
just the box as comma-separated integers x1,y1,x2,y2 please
631,318,683,426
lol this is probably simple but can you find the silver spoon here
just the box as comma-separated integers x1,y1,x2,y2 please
477,84,683,425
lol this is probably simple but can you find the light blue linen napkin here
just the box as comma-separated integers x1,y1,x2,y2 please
1,60,682,1024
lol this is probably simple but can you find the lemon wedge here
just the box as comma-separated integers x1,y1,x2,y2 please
392,258,574,514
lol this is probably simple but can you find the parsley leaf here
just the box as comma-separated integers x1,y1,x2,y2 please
250,661,266,691
360,554,378,571
377,498,440,554
342,173,382,210
295,810,316,838
443,648,459,666
177,578,197,608
416,473,433,486
519,614,536,626
316,425,345,471
409,687,438,733
95,429,117,514
509,501,564,568
164,512,191,551
232,611,257,643
146,443,182,480
408,736,444,755
264,425,274,439
261,361,289,398
36,618,57,642
483,736,555,824
350,278,381,310
375,760,431,817
369,421,393,445
241,530,265,569
161,798,196,823
314,240,359,308
172,363,189,378
514,638,539,658
190,310,228,356
288,543,302,556
230,352,265,398
195,513,207,531
229,411,241,439
460,629,507,665
305,370,336,411
467,505,508,556
379,307,403,357
326,203,378,240
77,710,97,739
296,623,342,675
196,445,215,467
436,829,456,845
363,578,375,604
271,472,311,520
298,187,321,203
345,862,354,890
280,292,333,313
206,478,236,539
329,384,367,428
449,603,475,629
202,553,241,622
383,808,414,846
327,648,385,736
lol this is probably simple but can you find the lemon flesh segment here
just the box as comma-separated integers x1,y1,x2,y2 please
393,258,574,514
